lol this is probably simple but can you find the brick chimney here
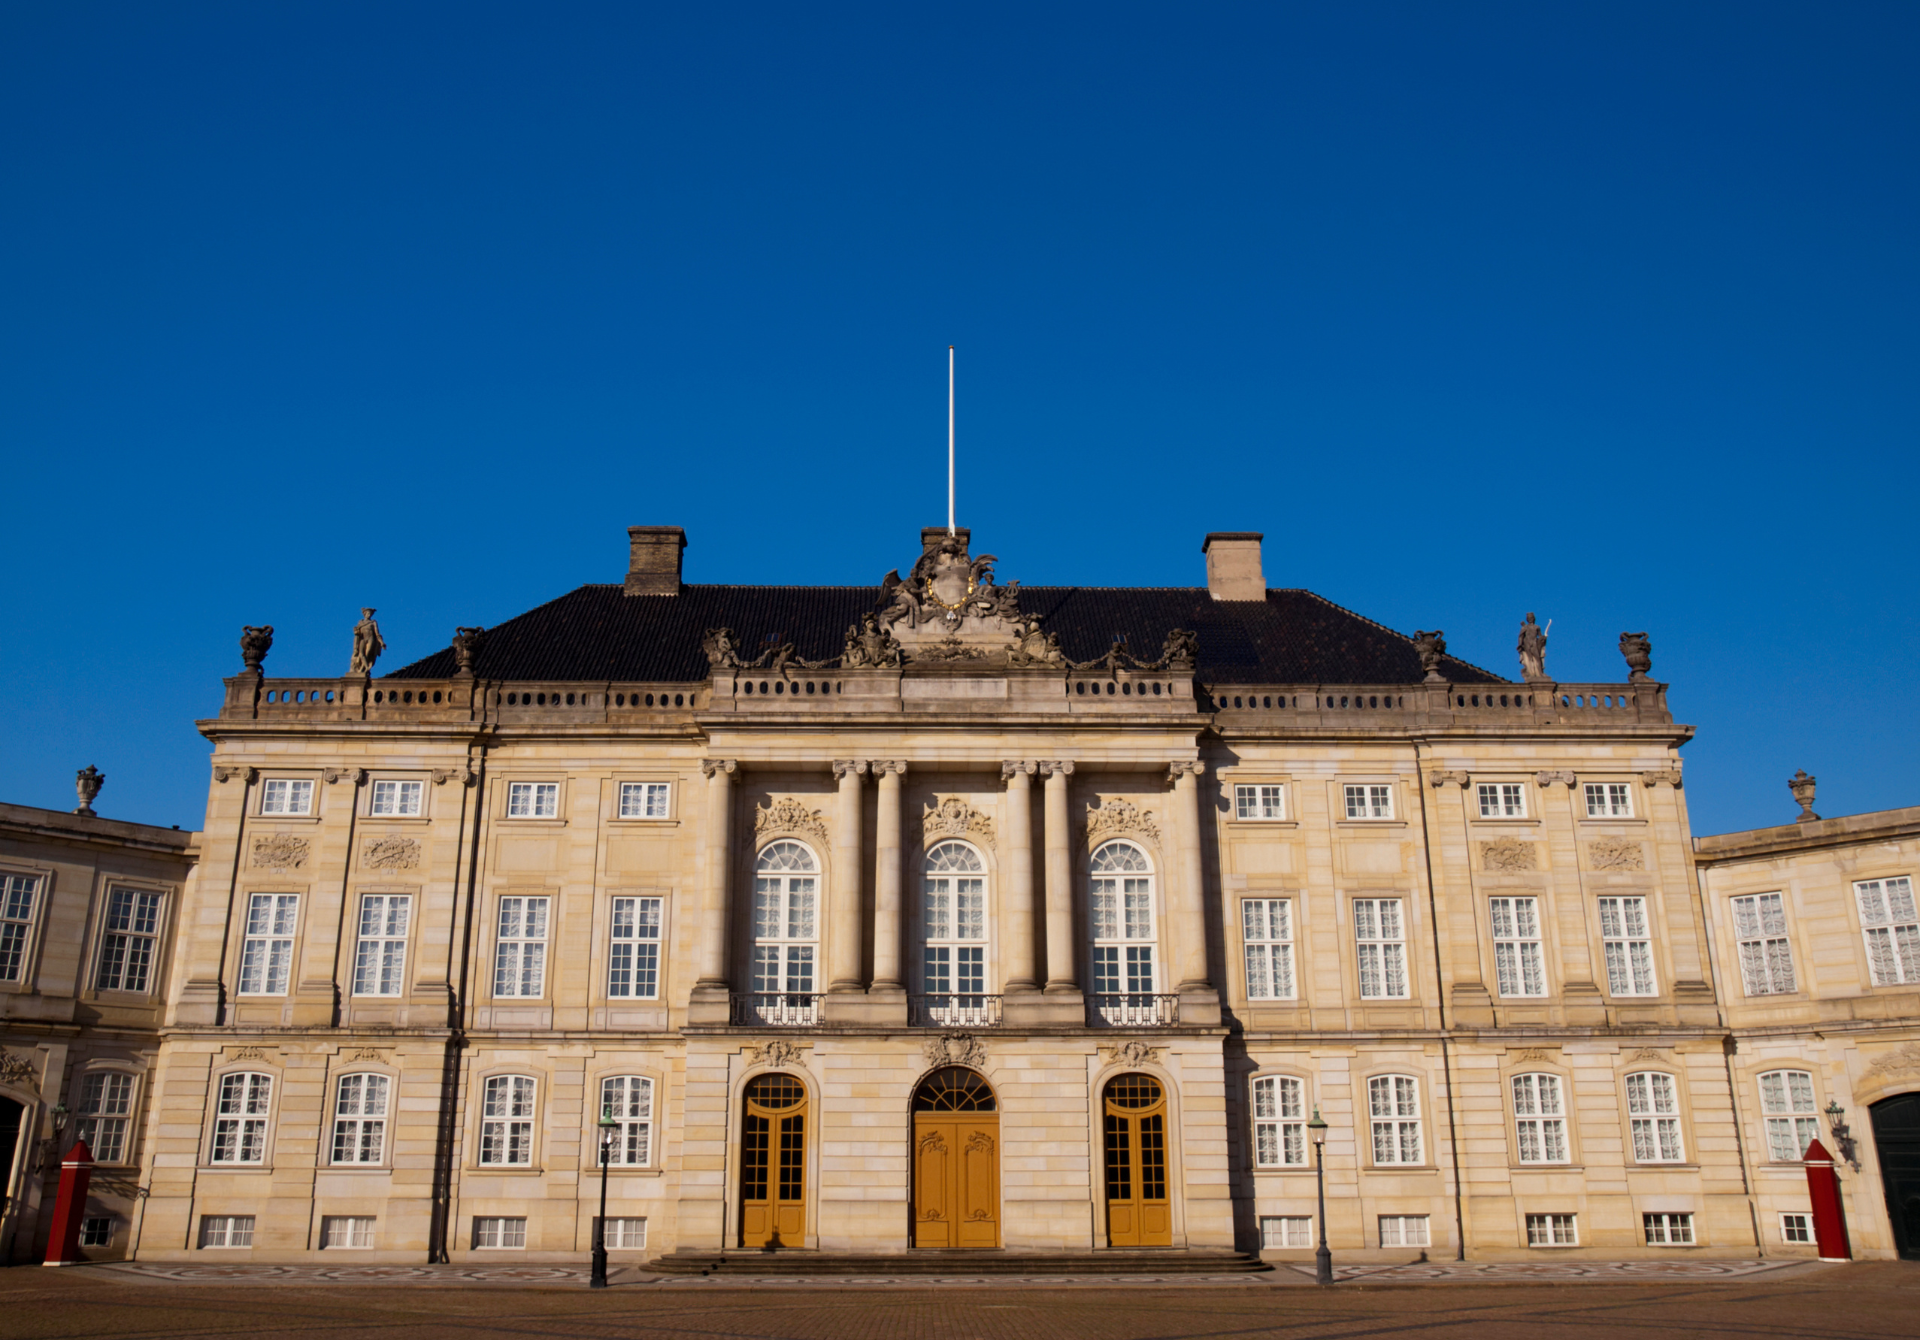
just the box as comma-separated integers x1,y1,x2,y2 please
625,526,686,596
1202,532,1265,601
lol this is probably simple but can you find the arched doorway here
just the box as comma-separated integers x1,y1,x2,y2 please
1103,1073,1171,1246
912,1067,999,1248
740,1073,808,1248
1871,1093,1920,1260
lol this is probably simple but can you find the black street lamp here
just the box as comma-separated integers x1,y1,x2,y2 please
1308,1107,1333,1285
590,1107,617,1289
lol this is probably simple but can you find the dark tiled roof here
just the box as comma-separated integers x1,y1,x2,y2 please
386,585,1504,686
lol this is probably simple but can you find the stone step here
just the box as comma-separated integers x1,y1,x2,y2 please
647,1248,1270,1276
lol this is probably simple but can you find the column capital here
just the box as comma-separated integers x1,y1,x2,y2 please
832,759,869,780
1001,760,1039,780
1039,760,1075,777
700,758,738,779
867,759,909,776
1167,760,1206,783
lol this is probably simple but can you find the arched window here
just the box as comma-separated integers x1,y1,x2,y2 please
1090,841,1158,1025
750,842,819,1022
1367,1074,1421,1165
480,1075,536,1166
1624,1072,1683,1162
331,1073,390,1165
923,841,988,1024
210,1072,273,1164
600,1075,654,1166
1511,1073,1568,1163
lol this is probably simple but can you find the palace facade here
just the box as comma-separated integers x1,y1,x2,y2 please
4,523,1917,1265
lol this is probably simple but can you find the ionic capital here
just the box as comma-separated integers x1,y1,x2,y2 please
324,767,366,786
1001,760,1039,780
213,765,257,785
1167,760,1206,784
1429,770,1471,788
700,758,738,780
832,759,869,780
1534,770,1576,789
867,759,909,777
1641,768,1683,790
1039,760,1075,778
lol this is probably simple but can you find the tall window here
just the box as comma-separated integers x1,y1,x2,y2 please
608,897,662,998
369,780,422,816
480,1075,536,1165
1625,1072,1684,1162
1251,1075,1306,1167
600,1075,654,1166
1759,1069,1820,1162
1478,783,1525,818
1090,841,1156,1006
752,841,819,1003
619,782,671,819
1511,1073,1568,1163
1854,877,1919,986
507,782,558,818
1235,784,1285,820
331,1073,389,1164
492,896,549,997
75,1072,135,1163
0,874,40,982
260,779,313,815
210,1072,273,1164
96,887,163,993
923,841,988,1021
1354,898,1407,998
1242,899,1294,1000
238,894,299,995
1731,893,1796,995
1584,782,1632,818
1490,897,1546,997
1598,896,1656,996
1344,784,1394,819
1368,1075,1421,1165
352,894,410,996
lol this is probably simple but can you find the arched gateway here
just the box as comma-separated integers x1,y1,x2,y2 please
912,1067,999,1247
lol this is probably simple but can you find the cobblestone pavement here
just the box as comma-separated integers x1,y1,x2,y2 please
5,1260,1916,1338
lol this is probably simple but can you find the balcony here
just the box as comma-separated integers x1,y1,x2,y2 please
908,994,1004,1029
1087,993,1180,1028
729,992,825,1027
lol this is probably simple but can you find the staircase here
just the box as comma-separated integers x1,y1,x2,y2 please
647,1248,1269,1276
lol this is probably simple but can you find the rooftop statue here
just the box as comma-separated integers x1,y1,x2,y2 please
451,626,485,676
239,625,274,673
349,608,387,676
1517,612,1550,683
702,627,742,669
1412,630,1446,683
842,612,904,668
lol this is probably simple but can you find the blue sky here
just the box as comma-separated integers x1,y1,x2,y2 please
2,2,1914,836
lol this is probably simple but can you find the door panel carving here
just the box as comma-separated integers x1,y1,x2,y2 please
912,1066,999,1248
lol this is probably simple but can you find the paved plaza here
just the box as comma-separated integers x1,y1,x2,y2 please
2,1260,1915,1338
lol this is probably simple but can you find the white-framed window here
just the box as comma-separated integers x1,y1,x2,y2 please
352,894,410,996
1368,1075,1422,1165
331,1073,390,1164
1732,893,1796,995
752,841,819,1001
1252,1074,1306,1167
1759,1069,1820,1162
618,782,671,819
238,893,299,995
492,896,549,998
1598,896,1657,996
1526,1213,1578,1246
600,1075,654,1166
507,782,558,818
369,780,423,817
1242,899,1295,1000
1584,782,1632,818
0,873,41,982
1354,898,1407,999
608,896,662,998
1478,783,1525,818
261,779,314,815
75,1072,136,1163
1090,841,1157,1015
596,1216,647,1248
1378,1215,1429,1247
198,1215,255,1248
1490,897,1546,997
1344,783,1394,820
1643,1212,1694,1245
1260,1215,1312,1248
473,1217,526,1249
480,1075,536,1166
1780,1212,1812,1244
1854,876,1919,986
321,1216,375,1248
1625,1072,1685,1163
80,1216,114,1247
1512,1073,1569,1163
923,841,988,1014
95,887,163,993
1235,784,1286,821
210,1072,273,1164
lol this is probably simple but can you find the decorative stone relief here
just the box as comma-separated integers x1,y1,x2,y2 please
0,1052,37,1086
922,797,994,844
1589,838,1645,871
1535,770,1576,788
1006,616,1066,668
345,1048,388,1063
924,1033,987,1069
841,613,905,668
755,797,828,843
1514,1047,1559,1063
1480,838,1537,872
251,835,310,869
749,1039,808,1069
1101,1040,1164,1068
1860,1042,1920,1084
702,627,743,668
227,1046,274,1062
364,837,421,870
916,636,989,662
1428,770,1470,789
1086,798,1160,845
1625,1048,1668,1064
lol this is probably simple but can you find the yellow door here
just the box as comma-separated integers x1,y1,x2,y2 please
1103,1073,1172,1247
740,1073,807,1248
912,1067,999,1248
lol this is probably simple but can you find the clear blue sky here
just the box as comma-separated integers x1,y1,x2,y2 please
2,3,1914,837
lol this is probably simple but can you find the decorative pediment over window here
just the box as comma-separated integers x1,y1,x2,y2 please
754,797,828,843
922,797,994,843
1086,798,1160,845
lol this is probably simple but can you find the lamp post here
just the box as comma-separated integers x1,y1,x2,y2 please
590,1108,617,1289
1308,1107,1333,1285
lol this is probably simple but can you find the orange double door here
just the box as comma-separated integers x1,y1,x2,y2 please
912,1111,1001,1247
740,1074,807,1248
1103,1074,1173,1246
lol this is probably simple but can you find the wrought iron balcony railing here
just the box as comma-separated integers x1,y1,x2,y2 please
729,992,825,1027
1086,993,1179,1028
908,993,1004,1029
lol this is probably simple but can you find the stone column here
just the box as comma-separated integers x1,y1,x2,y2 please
1001,761,1039,993
692,760,737,1020
1169,761,1212,993
869,760,908,993
829,760,868,993
1042,761,1077,993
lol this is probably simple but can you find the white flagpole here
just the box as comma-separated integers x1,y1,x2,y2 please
947,345,955,536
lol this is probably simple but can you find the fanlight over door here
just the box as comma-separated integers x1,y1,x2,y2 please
912,1067,1000,1248
1103,1072,1172,1246
740,1072,808,1248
